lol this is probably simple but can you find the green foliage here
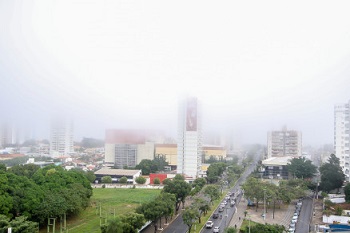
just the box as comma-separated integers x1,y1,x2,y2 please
162,175,191,211
136,156,169,175
8,164,40,179
153,177,160,185
287,157,317,179
206,162,226,183
241,222,284,233
119,176,128,184
335,206,343,216
224,227,237,233
101,176,112,183
135,176,146,184
0,156,29,167
86,171,97,183
182,207,199,232
344,183,350,202
203,185,220,204
320,154,345,193
0,215,38,233
101,217,123,233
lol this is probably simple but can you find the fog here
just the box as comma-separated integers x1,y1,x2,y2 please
1,1,350,146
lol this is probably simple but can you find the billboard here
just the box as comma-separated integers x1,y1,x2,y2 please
186,98,197,131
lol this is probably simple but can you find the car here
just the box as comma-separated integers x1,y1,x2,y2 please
206,221,214,228
218,206,224,212
213,226,220,233
288,228,295,233
292,215,298,220
212,213,219,219
230,201,235,207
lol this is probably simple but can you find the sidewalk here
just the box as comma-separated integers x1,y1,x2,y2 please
229,196,295,230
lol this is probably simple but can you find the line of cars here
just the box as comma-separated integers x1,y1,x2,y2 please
206,191,237,232
288,200,302,233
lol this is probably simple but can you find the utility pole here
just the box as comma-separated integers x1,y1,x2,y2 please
263,189,266,221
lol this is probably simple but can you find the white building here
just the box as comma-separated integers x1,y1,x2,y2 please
177,97,202,178
334,101,350,179
49,118,74,156
267,127,302,158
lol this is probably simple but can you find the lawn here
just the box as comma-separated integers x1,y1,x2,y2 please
40,187,161,233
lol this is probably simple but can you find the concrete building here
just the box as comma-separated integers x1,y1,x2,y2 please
334,101,350,179
105,129,163,168
177,97,202,178
49,118,74,156
267,127,302,158
261,156,292,179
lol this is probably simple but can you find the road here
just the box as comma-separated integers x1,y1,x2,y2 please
295,197,313,233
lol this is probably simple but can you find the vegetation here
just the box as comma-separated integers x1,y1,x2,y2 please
206,162,226,183
240,221,285,233
162,174,191,212
320,154,345,193
287,157,317,179
135,176,146,184
135,155,169,175
0,215,38,233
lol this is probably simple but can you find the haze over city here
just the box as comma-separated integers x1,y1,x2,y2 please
1,1,350,146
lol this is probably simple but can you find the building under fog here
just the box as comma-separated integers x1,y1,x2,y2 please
267,127,302,158
334,100,350,179
49,118,74,156
177,97,202,178
104,129,164,168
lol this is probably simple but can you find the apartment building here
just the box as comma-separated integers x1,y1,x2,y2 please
334,101,350,179
267,127,302,158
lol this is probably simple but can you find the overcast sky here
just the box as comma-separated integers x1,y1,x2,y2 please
1,1,350,146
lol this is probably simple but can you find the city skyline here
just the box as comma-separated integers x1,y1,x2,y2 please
1,1,350,147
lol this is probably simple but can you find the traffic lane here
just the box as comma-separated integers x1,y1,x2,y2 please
295,198,313,233
162,213,188,233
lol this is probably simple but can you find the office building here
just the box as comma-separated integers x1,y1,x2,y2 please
177,97,202,178
105,129,163,168
49,118,74,156
267,127,302,158
334,101,350,179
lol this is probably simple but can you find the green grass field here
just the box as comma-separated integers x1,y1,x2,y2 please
40,188,161,233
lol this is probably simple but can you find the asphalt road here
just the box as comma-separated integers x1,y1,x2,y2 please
294,197,313,233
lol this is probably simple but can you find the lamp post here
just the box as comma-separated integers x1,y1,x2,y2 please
263,189,266,221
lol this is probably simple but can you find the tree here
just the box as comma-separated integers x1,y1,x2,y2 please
135,176,146,184
120,213,145,233
206,162,226,183
137,199,165,233
153,154,169,172
224,227,237,233
162,175,191,213
344,183,350,202
241,223,285,233
287,157,317,179
101,176,112,184
203,185,220,204
119,176,128,184
136,159,154,175
320,154,345,193
85,171,96,183
182,207,198,233
8,216,38,233
101,217,123,233
192,197,210,223
153,177,160,185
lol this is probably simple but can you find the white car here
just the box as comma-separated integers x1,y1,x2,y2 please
206,221,214,228
213,226,220,233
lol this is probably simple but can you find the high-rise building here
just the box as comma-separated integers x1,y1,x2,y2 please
177,97,202,178
50,118,74,156
267,127,302,158
334,101,350,179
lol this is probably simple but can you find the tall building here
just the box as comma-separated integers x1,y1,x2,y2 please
49,118,74,156
177,97,202,178
267,127,302,158
334,101,350,179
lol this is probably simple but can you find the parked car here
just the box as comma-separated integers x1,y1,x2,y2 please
218,206,224,212
213,226,220,233
212,213,219,219
206,221,214,228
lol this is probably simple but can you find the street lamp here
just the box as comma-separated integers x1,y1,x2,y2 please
263,189,266,221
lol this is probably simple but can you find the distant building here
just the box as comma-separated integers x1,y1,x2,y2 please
334,101,350,179
261,156,292,179
104,129,163,168
267,127,302,158
177,97,202,178
49,118,74,156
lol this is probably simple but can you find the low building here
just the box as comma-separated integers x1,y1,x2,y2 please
261,156,293,179
94,167,142,184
